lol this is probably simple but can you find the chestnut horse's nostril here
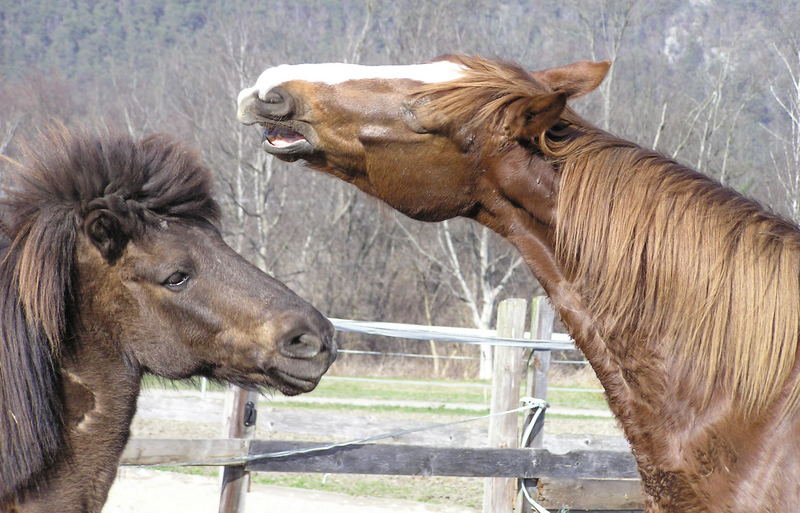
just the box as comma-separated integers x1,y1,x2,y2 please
280,332,325,359
256,87,294,119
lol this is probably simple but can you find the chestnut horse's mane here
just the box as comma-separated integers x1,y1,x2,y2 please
416,55,800,417
0,127,219,501
412,55,552,156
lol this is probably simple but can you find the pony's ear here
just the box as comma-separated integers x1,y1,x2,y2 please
530,61,610,99
504,92,568,142
84,209,129,263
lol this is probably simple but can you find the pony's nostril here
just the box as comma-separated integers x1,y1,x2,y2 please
280,332,324,359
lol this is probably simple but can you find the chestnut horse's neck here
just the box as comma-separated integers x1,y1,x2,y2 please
474,144,628,406
473,131,800,510
473,142,706,508
12,326,141,513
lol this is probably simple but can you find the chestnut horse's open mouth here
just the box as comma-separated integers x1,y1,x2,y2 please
258,122,314,156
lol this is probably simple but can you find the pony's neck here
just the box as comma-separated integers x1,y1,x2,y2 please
17,328,141,513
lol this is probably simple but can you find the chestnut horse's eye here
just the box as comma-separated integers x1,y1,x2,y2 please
163,271,190,289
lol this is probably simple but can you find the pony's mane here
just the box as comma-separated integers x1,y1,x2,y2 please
416,55,800,416
0,127,219,502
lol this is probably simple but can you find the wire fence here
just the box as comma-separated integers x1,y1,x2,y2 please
331,317,590,368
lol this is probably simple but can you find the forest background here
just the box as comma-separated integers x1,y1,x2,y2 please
2,0,798,377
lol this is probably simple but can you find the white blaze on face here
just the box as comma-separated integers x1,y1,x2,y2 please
237,61,466,107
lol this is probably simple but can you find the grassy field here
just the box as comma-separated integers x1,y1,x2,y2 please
144,370,611,413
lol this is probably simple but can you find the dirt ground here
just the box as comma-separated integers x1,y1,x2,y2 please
105,468,474,513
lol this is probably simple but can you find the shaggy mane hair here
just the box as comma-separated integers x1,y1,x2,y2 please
0,127,219,502
414,55,800,417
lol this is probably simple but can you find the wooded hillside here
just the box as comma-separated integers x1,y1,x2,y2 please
2,0,798,376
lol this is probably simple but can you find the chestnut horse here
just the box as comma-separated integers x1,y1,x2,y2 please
0,129,336,513
238,55,800,512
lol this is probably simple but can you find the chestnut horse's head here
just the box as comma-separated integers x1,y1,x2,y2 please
237,55,609,222
0,129,335,502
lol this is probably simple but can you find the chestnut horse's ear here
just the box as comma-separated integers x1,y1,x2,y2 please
530,61,611,99
84,209,129,263
504,92,568,142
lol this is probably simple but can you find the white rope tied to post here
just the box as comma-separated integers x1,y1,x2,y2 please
518,397,550,513
128,399,542,468
520,397,548,449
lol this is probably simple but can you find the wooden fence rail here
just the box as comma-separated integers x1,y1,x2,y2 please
123,297,643,512
121,439,638,480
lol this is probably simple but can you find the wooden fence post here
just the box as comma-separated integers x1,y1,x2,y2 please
218,386,259,513
520,296,555,513
527,296,554,448
483,298,527,513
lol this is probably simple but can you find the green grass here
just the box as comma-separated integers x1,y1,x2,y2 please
547,389,608,410
305,377,610,412
141,373,611,413
263,400,490,417
309,377,491,403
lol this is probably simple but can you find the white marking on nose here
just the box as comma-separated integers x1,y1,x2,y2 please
359,125,391,139
237,61,466,107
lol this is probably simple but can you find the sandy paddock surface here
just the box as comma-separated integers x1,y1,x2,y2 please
104,468,474,513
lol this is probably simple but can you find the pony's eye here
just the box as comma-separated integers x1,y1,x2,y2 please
163,271,190,289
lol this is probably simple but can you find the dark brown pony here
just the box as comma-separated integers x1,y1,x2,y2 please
237,56,800,512
0,128,336,513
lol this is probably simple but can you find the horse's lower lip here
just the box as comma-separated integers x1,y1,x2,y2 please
272,369,318,394
258,123,314,155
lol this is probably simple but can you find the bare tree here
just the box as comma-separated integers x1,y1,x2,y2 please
765,42,800,222
396,217,530,378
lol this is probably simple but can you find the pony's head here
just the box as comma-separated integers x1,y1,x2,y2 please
237,55,608,222
0,128,336,501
